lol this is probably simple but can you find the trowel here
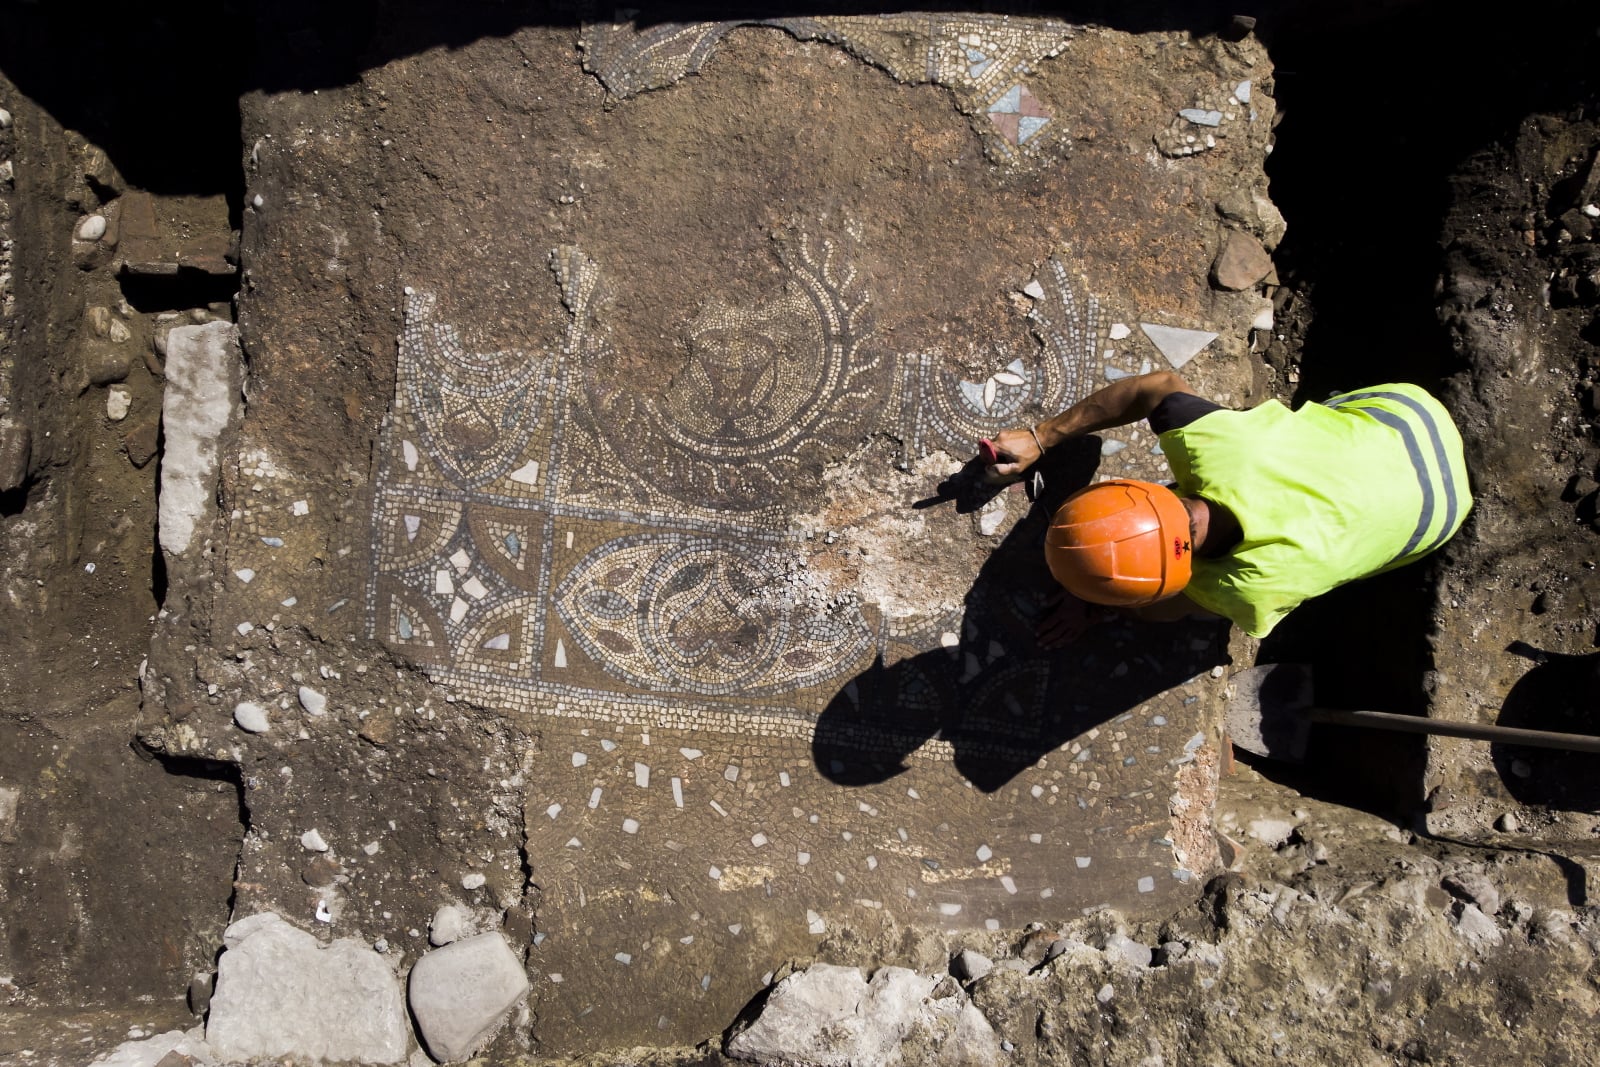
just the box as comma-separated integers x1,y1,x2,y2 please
1225,662,1600,762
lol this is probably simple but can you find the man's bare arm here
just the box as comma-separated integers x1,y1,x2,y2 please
987,371,1197,480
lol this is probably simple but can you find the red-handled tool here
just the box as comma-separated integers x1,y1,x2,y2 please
977,439,1002,465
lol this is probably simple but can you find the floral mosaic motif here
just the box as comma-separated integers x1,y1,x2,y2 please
553,534,873,698
579,13,1072,162
555,228,885,515
398,289,549,489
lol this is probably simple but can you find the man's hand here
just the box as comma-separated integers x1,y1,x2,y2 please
980,371,1195,485
982,427,1044,484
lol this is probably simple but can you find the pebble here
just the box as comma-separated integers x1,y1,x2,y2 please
233,701,271,733
300,829,329,852
298,686,328,716
461,872,487,890
0,108,11,129
949,948,994,983
1495,811,1520,833
1585,204,1600,218
1212,230,1274,291
429,904,472,946
76,214,108,242
1104,933,1153,968
1247,817,1296,848
1095,983,1115,1004
187,971,215,1015
1452,902,1502,947
106,386,132,422
1442,871,1501,916
302,856,341,885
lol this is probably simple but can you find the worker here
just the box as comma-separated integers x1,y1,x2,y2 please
984,371,1471,645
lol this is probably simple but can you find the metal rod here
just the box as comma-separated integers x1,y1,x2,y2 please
1308,707,1600,754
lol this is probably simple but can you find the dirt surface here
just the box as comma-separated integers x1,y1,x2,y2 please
3,2,1600,1065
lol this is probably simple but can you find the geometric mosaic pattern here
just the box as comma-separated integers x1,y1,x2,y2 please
580,13,1073,163
366,225,1128,735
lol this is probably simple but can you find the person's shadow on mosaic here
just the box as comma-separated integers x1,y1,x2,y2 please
811,438,1229,793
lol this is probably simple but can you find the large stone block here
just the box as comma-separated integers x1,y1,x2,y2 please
158,321,240,555
726,963,1000,1067
205,912,407,1064
407,932,530,1062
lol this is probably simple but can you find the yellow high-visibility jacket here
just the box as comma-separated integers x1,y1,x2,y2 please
1158,384,1472,637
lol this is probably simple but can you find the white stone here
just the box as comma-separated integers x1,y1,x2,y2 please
951,949,994,983
726,964,1001,1067
1139,323,1218,369
300,829,329,852
106,386,132,421
1584,204,1600,218
206,913,407,1063
76,214,108,242
1234,80,1252,103
1454,903,1503,947
1021,280,1046,299
87,1027,212,1067
1252,307,1275,331
233,702,271,734
461,872,487,890
408,933,530,1063
0,108,11,129
0,785,18,843
1246,817,1296,848
1104,933,1153,968
429,904,472,947
159,323,242,554
298,686,327,716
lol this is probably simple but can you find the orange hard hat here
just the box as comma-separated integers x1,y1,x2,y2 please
1045,479,1194,606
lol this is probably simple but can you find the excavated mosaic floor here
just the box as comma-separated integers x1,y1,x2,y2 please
210,14,1277,1049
